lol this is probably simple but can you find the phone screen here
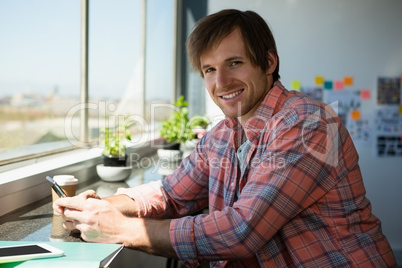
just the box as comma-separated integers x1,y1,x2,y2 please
0,245,50,257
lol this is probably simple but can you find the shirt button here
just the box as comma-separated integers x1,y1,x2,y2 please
230,182,234,187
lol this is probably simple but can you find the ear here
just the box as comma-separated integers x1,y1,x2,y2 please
266,50,277,75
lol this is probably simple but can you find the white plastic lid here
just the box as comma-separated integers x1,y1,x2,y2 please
53,175,78,186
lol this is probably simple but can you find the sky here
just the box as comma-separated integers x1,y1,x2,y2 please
0,0,173,101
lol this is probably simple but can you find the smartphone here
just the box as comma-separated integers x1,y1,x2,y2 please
46,176,67,198
0,243,64,263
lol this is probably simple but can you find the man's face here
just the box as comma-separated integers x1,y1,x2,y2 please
200,29,276,125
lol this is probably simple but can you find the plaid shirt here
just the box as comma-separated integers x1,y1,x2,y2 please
118,81,396,267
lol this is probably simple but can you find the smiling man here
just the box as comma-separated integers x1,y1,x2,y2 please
54,9,396,267
200,28,275,125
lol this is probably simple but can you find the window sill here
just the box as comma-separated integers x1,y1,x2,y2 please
0,142,157,217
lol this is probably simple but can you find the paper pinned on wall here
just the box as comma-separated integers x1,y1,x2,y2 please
324,90,361,126
324,81,333,90
377,136,402,157
374,107,400,134
315,76,324,85
300,86,323,101
344,76,354,86
334,80,344,91
291,80,301,91
346,113,372,146
377,77,401,105
360,89,371,100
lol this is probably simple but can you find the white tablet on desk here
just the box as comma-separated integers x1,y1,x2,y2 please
0,243,64,263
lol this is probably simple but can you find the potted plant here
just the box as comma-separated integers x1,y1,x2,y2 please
96,121,134,182
100,122,132,167
158,96,210,161
181,115,210,154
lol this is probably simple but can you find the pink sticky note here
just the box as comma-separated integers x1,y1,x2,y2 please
334,80,344,90
360,89,371,100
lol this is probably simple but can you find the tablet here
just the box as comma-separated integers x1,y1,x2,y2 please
0,243,64,263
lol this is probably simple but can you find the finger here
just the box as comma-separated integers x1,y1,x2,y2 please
79,190,101,200
52,202,64,214
55,190,100,211
57,196,86,211
63,199,113,230
63,220,76,230
63,207,85,223
54,196,74,209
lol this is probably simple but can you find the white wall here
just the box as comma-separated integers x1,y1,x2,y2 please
206,0,402,262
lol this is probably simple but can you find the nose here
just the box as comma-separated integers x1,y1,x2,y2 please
215,68,233,90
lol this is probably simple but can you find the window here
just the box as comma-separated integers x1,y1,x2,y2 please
0,0,176,166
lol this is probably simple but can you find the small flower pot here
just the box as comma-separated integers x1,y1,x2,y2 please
102,154,127,167
161,141,181,150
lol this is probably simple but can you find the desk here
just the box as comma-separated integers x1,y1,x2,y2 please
0,155,181,267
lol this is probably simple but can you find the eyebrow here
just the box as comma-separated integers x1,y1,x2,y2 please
201,56,245,70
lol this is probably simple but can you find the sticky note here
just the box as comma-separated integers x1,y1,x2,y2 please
324,81,333,90
315,76,324,85
344,76,354,86
399,105,402,114
291,80,301,91
350,110,361,121
360,89,371,100
334,80,344,90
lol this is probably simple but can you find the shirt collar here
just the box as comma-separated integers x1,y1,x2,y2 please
224,80,286,142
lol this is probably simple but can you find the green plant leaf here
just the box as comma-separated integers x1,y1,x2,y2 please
159,96,211,144
100,119,133,157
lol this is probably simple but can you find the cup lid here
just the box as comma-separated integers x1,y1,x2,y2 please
53,175,78,185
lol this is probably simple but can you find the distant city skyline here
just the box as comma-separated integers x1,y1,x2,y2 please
0,0,174,102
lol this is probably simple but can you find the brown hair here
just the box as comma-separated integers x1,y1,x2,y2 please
186,9,280,81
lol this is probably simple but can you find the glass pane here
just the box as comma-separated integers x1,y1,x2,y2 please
87,0,175,149
87,0,144,148
145,0,175,139
0,1,80,162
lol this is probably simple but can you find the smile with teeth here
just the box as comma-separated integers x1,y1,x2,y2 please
221,89,244,99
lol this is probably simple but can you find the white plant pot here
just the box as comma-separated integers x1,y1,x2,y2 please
96,164,132,182
157,149,182,162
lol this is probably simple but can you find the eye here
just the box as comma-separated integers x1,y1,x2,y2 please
204,67,215,74
230,61,242,67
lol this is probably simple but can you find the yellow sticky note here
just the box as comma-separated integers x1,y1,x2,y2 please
399,105,402,114
315,76,324,85
350,110,361,121
291,80,301,90
344,76,354,86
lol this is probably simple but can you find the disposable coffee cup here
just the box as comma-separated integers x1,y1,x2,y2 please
51,175,78,214
50,214,68,241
